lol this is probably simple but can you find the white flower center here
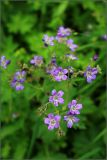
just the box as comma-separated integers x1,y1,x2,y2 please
50,119,56,126
58,72,63,77
86,71,92,77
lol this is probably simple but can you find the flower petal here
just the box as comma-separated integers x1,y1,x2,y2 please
48,125,54,130
55,115,61,121
44,118,50,124
76,104,82,109
67,120,73,128
58,98,64,104
54,122,60,128
52,89,56,95
71,100,77,106
73,117,79,123
54,101,58,106
57,91,64,97
48,113,54,119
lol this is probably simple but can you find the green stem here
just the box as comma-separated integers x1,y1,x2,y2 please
27,122,38,158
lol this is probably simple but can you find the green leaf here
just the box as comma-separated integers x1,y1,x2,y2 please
79,148,100,160
13,138,28,160
0,119,23,140
7,13,35,34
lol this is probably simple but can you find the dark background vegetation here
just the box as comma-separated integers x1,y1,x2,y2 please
0,0,106,159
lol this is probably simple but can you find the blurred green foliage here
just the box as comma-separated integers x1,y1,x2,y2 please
0,0,106,159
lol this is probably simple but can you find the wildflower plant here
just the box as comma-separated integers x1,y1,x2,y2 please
0,26,102,136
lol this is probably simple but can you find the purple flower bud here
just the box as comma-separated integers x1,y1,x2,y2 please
44,113,61,130
93,54,98,61
51,56,56,64
49,89,64,106
0,56,10,69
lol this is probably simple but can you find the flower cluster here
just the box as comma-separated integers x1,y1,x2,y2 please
64,100,82,128
44,90,82,130
42,26,78,52
1,26,101,134
44,27,99,84
0,56,10,69
11,71,26,91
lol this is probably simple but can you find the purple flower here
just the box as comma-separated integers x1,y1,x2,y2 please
46,64,57,74
30,56,43,66
93,54,98,61
66,39,78,51
11,70,26,91
11,80,24,91
68,100,82,115
49,89,64,106
84,66,98,83
0,56,10,69
66,53,78,60
14,71,26,83
55,36,67,43
51,67,68,81
57,26,71,37
44,113,61,130
42,35,54,46
51,56,56,65
64,113,79,128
